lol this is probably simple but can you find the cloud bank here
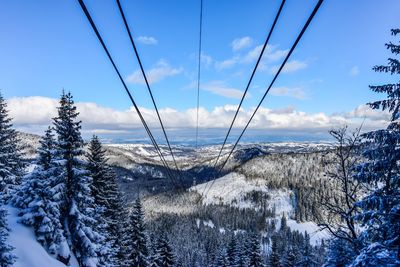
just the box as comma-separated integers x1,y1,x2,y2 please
7,96,389,136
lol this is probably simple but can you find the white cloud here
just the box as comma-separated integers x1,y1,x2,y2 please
8,97,389,134
343,104,390,121
200,53,213,67
350,66,360,76
201,81,246,99
243,44,288,63
214,57,238,70
270,87,307,100
136,36,158,45
126,60,183,84
270,60,308,74
231,37,253,51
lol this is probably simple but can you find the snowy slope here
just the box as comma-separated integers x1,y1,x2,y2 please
6,205,79,267
191,173,329,245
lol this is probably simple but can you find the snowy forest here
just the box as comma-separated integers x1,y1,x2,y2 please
0,27,399,267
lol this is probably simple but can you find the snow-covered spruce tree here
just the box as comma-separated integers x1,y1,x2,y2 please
319,126,363,266
53,91,104,266
226,234,239,267
153,235,175,267
86,135,133,266
128,198,149,266
269,234,280,267
297,232,317,267
0,195,15,267
13,127,70,261
111,190,131,267
86,135,110,209
214,247,229,267
350,28,400,266
0,91,24,196
247,235,265,267
0,93,24,195
86,135,120,265
0,91,24,266
281,246,297,267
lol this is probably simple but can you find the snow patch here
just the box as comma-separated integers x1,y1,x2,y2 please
6,205,78,267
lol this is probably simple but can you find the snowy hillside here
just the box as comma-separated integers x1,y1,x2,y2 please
191,173,329,245
6,206,79,267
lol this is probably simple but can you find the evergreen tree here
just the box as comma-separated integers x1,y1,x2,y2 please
269,234,280,267
53,91,103,266
0,92,24,266
13,127,70,261
153,235,175,267
128,198,149,266
215,247,229,267
86,135,110,209
86,135,120,265
280,214,287,231
0,92,24,196
281,246,297,267
324,238,356,267
297,232,317,267
111,191,131,267
0,195,15,267
351,28,400,266
226,234,239,267
248,235,265,267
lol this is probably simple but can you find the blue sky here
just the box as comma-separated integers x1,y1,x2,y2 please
0,0,398,142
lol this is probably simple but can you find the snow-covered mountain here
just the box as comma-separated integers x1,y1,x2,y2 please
14,131,336,266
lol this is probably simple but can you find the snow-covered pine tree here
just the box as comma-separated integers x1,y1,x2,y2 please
324,237,357,267
86,135,119,265
53,91,103,267
86,135,109,209
0,195,15,267
215,247,229,267
269,234,280,267
281,246,297,267
297,232,317,267
153,235,175,267
13,127,70,261
226,234,239,267
110,190,131,267
247,235,265,267
350,28,400,266
0,91,24,266
128,198,149,266
0,91,24,196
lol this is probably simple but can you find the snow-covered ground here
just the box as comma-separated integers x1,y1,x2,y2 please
6,205,78,267
191,173,329,245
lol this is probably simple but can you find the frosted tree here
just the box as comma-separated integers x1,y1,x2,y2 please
226,234,239,267
110,189,131,267
351,28,400,266
0,195,15,267
297,232,317,267
281,246,297,267
319,126,363,265
153,235,175,267
86,136,110,209
247,235,264,267
215,248,229,267
129,198,149,266
0,91,24,266
269,235,280,267
53,91,103,266
13,127,70,262
86,135,118,265
0,91,24,195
